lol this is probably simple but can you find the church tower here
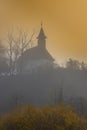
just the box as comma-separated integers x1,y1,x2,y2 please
37,25,47,50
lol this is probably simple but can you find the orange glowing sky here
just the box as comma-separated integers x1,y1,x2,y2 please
0,0,87,63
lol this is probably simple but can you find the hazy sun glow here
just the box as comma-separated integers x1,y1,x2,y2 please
0,0,87,63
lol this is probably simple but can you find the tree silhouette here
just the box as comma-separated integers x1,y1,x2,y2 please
66,58,80,70
0,40,9,75
7,29,34,74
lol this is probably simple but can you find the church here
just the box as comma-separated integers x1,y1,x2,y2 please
17,25,55,73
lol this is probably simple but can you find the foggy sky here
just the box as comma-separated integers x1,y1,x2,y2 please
0,0,87,63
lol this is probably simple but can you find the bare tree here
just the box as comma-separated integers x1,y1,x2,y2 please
0,40,6,55
13,29,34,73
7,29,34,74
0,41,8,75
7,32,14,75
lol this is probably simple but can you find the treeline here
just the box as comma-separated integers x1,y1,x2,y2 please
66,58,87,70
0,29,87,75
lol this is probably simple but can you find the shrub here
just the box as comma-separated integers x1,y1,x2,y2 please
0,105,87,130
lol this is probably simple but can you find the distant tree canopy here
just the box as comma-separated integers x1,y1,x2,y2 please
66,58,87,70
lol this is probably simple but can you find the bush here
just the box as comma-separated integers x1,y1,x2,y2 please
0,105,87,130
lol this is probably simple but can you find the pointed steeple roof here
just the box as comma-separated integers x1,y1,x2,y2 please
37,24,47,39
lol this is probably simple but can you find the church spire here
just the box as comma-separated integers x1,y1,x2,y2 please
37,24,47,39
41,21,43,28
37,24,47,49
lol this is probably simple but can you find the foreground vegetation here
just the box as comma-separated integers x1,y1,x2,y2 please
0,105,87,130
